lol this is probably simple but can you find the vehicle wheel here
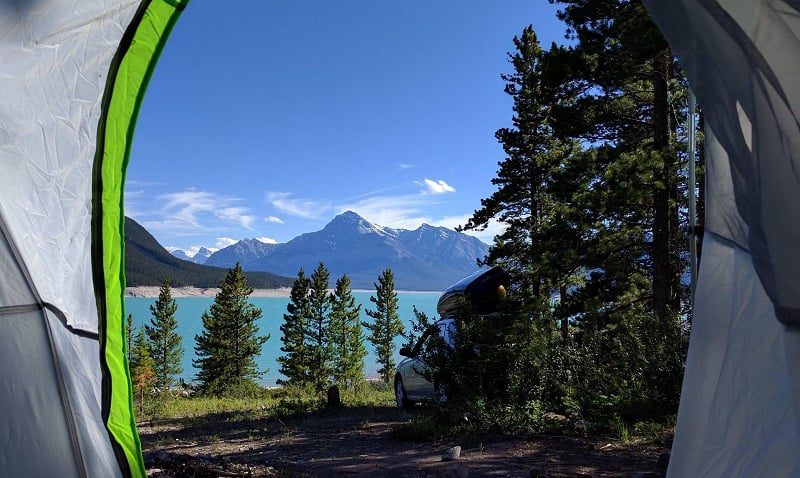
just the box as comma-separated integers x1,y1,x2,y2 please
395,376,415,410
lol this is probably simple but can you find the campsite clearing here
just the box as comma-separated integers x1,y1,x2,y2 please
139,405,669,477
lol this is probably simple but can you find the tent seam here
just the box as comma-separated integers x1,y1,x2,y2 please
0,166,90,478
42,308,89,478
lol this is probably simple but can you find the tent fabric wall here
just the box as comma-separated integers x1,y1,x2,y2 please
642,0,800,475
0,1,186,476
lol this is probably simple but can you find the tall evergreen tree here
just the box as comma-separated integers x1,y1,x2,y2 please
363,269,404,383
194,264,268,396
126,313,134,363
546,0,691,323
278,268,312,385
306,262,332,392
328,274,366,390
145,278,183,390
546,2,690,412
455,14,690,422
459,26,579,311
130,327,155,416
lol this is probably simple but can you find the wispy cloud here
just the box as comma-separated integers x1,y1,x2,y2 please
126,179,164,187
427,215,505,243
215,237,238,248
216,207,257,229
397,163,415,170
416,178,456,194
337,194,433,230
144,190,258,233
267,192,330,219
337,191,502,243
264,216,284,224
255,236,279,244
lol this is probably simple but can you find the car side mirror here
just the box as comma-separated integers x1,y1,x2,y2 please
399,346,412,357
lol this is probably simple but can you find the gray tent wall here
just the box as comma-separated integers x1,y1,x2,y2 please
0,1,186,476
643,1,800,476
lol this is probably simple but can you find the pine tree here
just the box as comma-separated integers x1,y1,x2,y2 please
130,327,155,417
126,313,134,363
194,264,268,396
278,268,312,385
363,269,404,383
145,278,183,390
328,274,367,390
459,26,580,312
306,262,332,392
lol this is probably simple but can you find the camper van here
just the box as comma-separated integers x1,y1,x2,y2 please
394,267,509,409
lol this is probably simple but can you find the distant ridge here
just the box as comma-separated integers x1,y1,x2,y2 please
167,246,213,264
206,211,489,290
124,217,293,288
204,238,279,269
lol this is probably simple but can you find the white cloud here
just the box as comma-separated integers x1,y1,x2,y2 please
147,189,258,232
337,194,433,230
428,215,506,243
216,206,256,229
267,192,330,219
417,178,456,194
215,237,238,248
255,236,279,244
264,216,284,224
185,246,203,257
397,163,414,170
337,193,503,244
127,179,164,187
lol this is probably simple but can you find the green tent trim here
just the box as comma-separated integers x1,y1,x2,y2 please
92,1,188,476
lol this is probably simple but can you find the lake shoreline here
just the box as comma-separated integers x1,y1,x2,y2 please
125,286,441,298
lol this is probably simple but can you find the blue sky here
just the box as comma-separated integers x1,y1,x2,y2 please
125,0,565,255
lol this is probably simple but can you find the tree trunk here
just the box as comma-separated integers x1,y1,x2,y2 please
560,284,569,340
651,50,678,321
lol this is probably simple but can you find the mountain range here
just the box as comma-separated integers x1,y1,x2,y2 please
125,217,293,289
174,211,489,290
167,246,213,264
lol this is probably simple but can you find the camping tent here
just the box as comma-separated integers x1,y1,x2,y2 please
643,1,800,475
0,1,186,476
2,0,799,476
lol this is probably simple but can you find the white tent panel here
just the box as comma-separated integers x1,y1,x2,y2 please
0,0,139,332
0,309,82,476
642,0,800,475
669,233,800,476
46,312,122,478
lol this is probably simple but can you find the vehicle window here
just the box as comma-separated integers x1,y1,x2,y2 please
412,330,433,356
438,318,456,348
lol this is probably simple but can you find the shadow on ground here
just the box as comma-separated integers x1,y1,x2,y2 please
139,405,669,477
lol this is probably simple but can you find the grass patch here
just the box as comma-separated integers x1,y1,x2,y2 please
391,415,454,441
138,381,395,422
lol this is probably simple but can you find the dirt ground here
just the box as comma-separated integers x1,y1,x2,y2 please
139,406,670,478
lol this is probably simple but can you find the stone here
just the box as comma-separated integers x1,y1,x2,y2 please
327,385,341,408
442,446,462,461
543,412,567,423
143,450,172,465
443,463,469,478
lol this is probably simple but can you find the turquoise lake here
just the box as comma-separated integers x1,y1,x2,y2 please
125,291,440,386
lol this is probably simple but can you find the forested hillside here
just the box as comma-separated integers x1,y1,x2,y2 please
124,217,293,288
